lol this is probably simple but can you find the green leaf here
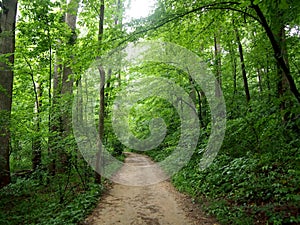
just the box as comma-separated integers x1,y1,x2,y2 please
279,0,289,9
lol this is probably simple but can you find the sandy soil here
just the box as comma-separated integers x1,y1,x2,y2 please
84,152,218,225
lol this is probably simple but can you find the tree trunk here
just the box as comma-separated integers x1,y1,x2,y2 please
188,75,205,127
0,0,18,188
56,0,80,173
200,89,207,127
235,27,251,104
61,0,79,133
95,0,105,184
96,67,105,184
23,56,43,170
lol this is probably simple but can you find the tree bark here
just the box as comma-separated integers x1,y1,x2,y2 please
235,27,250,104
0,0,18,188
61,0,80,134
95,0,105,184
56,0,80,173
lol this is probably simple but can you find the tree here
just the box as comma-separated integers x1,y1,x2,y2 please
250,0,300,104
58,0,80,173
61,0,80,134
214,31,222,98
44,0,80,174
95,0,105,184
0,0,18,188
235,25,250,104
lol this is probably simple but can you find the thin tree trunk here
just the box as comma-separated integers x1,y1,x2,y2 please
95,0,105,184
23,56,43,170
214,32,222,98
235,27,251,104
0,0,18,188
200,89,207,127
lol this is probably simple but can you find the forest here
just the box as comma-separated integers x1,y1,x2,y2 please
0,0,299,224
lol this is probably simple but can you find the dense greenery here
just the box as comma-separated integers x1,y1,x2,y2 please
0,173,103,225
126,0,300,224
145,107,300,224
0,0,299,224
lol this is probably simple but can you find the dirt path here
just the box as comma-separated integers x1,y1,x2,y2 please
84,152,218,225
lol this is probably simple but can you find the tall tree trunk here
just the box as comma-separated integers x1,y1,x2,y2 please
0,0,18,188
56,0,80,173
95,0,105,184
61,0,80,133
235,28,251,104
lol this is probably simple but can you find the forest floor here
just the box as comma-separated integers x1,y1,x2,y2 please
83,152,218,225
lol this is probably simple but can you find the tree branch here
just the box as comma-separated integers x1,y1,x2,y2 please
115,1,259,47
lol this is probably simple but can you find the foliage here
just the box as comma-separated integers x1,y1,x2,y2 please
0,171,103,225
1,0,300,224
171,110,300,224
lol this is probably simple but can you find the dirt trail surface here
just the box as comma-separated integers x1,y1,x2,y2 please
84,152,218,225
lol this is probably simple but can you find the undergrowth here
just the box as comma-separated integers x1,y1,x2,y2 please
0,171,103,225
145,109,300,224
172,149,300,225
